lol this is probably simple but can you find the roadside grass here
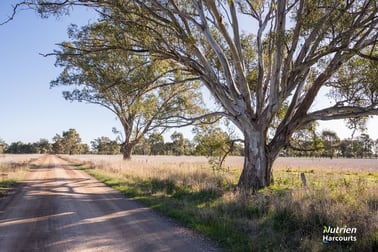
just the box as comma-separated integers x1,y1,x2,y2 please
0,179,17,196
66,155,378,252
0,155,39,196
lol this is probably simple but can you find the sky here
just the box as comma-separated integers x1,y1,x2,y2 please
0,2,124,145
0,1,377,145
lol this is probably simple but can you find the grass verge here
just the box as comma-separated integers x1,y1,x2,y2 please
0,161,31,197
0,179,17,196
69,157,377,252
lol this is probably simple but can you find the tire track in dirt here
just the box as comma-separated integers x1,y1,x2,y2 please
0,155,218,252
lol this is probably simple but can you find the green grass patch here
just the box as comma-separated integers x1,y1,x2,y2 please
0,161,30,196
0,179,17,196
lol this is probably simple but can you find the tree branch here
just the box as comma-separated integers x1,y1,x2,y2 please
305,105,378,122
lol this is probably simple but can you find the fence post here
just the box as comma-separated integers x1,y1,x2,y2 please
300,172,307,187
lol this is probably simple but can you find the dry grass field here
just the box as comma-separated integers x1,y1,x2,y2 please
62,154,378,251
0,154,43,165
273,157,378,171
1,154,377,250
63,154,378,171
0,154,43,196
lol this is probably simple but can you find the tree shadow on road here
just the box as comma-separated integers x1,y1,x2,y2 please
0,164,218,252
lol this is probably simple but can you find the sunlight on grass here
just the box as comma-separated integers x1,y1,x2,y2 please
0,155,41,196
64,155,378,251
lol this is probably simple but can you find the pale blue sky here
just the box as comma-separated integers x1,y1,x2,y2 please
0,1,377,145
0,2,122,144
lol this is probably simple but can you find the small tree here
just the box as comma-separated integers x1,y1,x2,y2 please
170,131,185,156
288,122,323,157
91,136,120,155
340,139,354,158
321,130,340,158
0,139,7,154
52,129,83,154
34,139,52,154
132,137,150,155
52,134,64,154
357,133,374,158
194,125,236,172
183,138,195,155
148,133,165,155
62,128,82,154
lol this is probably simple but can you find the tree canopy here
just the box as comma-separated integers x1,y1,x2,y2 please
6,0,378,190
51,21,208,159
52,128,87,154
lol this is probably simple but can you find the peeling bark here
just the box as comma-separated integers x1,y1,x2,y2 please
238,128,274,192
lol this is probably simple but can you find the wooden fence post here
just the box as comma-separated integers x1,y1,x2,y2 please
300,172,307,187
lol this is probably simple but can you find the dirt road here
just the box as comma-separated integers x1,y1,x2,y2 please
0,155,218,252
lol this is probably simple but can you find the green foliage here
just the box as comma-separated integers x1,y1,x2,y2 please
91,136,120,155
285,122,323,157
170,131,185,156
52,128,85,154
34,139,52,154
5,141,38,154
0,139,7,154
354,134,374,158
52,21,206,159
1,138,52,154
283,121,378,158
321,130,340,158
0,179,17,196
148,133,164,155
193,125,239,172
328,55,378,108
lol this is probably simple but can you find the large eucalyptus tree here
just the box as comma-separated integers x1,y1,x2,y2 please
51,22,205,159
6,0,378,190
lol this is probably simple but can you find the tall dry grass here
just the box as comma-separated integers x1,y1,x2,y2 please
65,154,378,251
0,154,43,195
65,154,236,192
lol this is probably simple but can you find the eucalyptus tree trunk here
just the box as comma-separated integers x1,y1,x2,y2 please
237,127,274,191
122,142,134,160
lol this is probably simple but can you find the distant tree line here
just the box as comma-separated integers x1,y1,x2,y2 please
0,128,244,158
282,125,378,158
0,129,89,155
1,125,378,160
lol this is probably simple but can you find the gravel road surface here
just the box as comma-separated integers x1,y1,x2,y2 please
0,155,218,252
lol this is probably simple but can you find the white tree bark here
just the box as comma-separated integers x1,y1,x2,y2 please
9,0,378,190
